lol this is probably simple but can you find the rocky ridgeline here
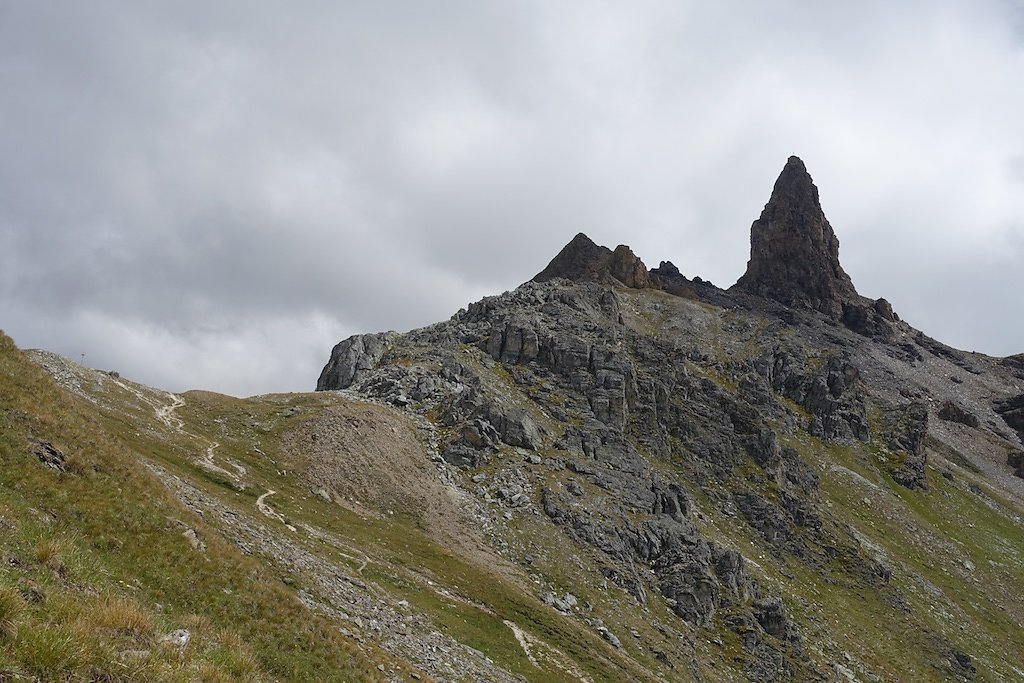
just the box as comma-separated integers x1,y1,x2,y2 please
317,157,1024,680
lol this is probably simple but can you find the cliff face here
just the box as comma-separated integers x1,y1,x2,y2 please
315,159,1024,682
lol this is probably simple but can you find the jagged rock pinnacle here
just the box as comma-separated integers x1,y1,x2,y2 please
533,233,650,288
733,156,858,319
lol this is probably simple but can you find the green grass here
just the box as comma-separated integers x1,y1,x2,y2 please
6,335,663,683
783,430,1024,681
0,331,388,682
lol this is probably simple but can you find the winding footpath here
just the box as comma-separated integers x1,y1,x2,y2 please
110,373,371,573
107,376,246,487
255,490,296,531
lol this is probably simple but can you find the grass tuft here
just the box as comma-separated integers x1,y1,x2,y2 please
0,587,24,641
33,539,64,573
91,594,155,643
13,624,86,679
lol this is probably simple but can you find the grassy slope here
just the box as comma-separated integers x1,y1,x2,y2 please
3,335,661,683
0,332,386,682
7,315,1023,682
172,391,662,683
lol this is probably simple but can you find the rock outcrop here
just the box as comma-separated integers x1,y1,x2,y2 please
533,233,651,289
532,232,613,283
316,332,394,391
995,393,1024,445
733,156,858,319
732,156,901,339
938,400,980,428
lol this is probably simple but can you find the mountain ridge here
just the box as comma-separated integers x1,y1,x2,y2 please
314,156,1024,680
527,156,903,343
5,156,1024,682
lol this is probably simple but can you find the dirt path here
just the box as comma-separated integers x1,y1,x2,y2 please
296,522,370,573
108,376,247,487
154,392,185,431
502,619,596,682
503,620,539,667
256,490,297,531
147,461,520,683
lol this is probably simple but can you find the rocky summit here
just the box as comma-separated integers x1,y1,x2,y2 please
8,157,1024,683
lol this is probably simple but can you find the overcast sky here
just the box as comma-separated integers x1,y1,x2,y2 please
2,1,1023,396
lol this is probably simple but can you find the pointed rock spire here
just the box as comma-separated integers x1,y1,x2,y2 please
733,156,858,319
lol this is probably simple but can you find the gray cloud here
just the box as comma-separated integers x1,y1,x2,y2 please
2,1,1023,395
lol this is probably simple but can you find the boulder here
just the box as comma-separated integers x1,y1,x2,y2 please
317,333,393,390
29,438,66,471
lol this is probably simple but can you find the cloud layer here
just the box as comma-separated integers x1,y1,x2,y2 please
2,1,1023,395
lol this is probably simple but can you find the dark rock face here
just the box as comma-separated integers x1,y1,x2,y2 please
731,156,899,340
995,394,1024,444
608,244,651,289
533,233,614,283
880,402,930,490
542,482,758,628
736,344,869,442
317,333,393,391
733,156,858,319
533,233,651,289
949,650,977,679
842,299,897,340
1007,451,1024,478
938,401,980,428
1001,354,1024,380
650,260,695,297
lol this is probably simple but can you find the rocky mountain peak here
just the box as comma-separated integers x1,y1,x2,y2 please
733,156,859,319
532,232,611,283
533,233,650,288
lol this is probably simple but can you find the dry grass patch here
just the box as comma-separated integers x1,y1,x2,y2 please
11,623,88,680
33,539,64,572
90,594,156,644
